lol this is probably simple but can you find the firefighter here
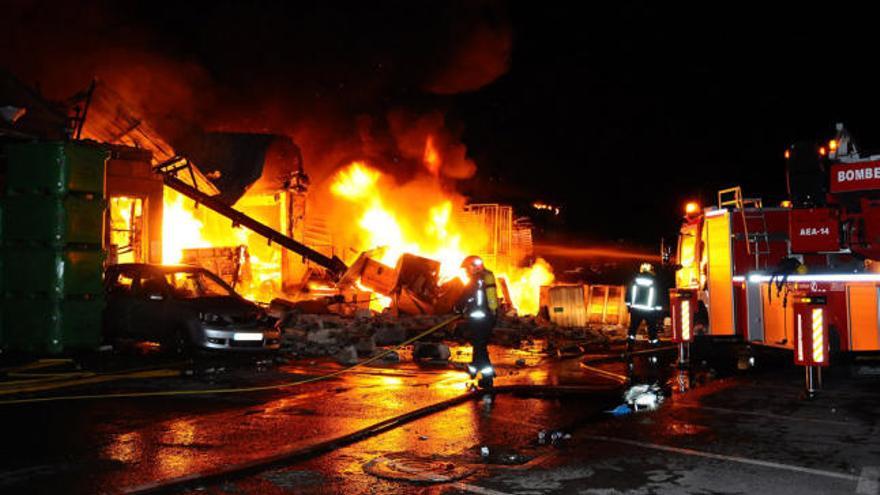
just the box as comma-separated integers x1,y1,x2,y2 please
625,262,663,346
455,255,499,389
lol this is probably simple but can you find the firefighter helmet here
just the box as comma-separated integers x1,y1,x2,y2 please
639,262,655,274
461,255,485,275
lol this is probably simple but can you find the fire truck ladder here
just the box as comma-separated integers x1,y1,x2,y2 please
718,186,770,268
154,157,348,279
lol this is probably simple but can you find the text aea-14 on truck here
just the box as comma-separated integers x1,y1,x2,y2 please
670,124,880,362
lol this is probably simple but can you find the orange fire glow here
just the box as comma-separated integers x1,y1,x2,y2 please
423,135,441,175
503,258,554,316
160,160,554,314
162,188,280,302
329,161,553,314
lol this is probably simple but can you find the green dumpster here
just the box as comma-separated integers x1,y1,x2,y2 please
5,142,107,196
1,194,105,246
2,247,105,297
0,296,105,354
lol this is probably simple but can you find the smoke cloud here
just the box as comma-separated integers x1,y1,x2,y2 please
0,0,511,185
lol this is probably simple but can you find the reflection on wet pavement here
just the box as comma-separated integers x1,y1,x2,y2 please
219,393,599,495
0,344,643,494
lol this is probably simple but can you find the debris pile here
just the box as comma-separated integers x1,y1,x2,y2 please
277,312,455,361
275,308,627,363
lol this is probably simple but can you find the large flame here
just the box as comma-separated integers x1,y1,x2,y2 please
329,161,553,314
160,160,554,313
162,188,280,302
502,258,554,316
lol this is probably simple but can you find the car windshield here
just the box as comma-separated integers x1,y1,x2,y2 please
164,270,234,299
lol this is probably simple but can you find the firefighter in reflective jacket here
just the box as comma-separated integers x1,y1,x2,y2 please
456,255,499,388
626,262,663,346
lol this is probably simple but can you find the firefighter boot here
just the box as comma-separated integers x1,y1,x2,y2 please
477,365,495,390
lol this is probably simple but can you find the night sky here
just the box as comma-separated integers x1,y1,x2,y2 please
4,1,880,248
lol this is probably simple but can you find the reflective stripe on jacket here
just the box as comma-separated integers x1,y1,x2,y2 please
465,270,498,319
626,275,662,312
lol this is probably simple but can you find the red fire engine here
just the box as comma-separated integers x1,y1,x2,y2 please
671,124,880,360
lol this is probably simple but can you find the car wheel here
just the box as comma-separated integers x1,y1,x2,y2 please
162,328,191,355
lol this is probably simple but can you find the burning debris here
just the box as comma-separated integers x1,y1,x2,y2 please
1,19,558,355
320,160,554,315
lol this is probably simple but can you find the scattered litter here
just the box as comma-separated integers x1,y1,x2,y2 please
609,404,632,416
419,435,429,441
515,358,527,367
624,383,664,411
480,446,490,457
537,429,570,445
608,383,664,415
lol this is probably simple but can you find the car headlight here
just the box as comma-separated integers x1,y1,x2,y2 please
199,312,229,326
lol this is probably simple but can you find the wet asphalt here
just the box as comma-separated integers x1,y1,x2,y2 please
1,342,878,495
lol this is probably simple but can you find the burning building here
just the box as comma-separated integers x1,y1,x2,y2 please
1,73,553,329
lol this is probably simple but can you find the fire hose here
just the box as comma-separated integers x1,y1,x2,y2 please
0,315,464,406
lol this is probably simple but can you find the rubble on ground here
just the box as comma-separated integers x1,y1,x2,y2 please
275,306,631,361
413,342,451,362
334,345,359,366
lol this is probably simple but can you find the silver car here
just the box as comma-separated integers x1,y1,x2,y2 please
104,264,280,352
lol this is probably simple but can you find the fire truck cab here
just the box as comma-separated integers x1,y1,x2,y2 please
672,124,880,359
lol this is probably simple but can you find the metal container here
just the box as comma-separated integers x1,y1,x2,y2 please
1,194,105,246
2,247,105,297
1,296,105,354
5,142,107,196
586,284,628,325
548,285,588,327
361,257,398,295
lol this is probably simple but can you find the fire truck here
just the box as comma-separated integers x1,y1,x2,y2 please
670,124,880,364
